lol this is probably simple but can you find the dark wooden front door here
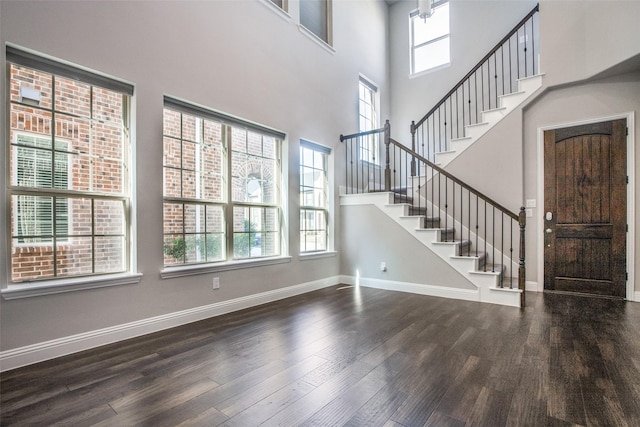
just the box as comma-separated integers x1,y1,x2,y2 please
544,119,627,298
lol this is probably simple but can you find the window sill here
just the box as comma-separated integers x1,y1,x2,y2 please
160,256,293,279
299,251,337,261
260,0,291,21
410,61,451,79
1,272,143,300
298,25,335,54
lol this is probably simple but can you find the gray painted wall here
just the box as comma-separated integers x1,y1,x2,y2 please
0,0,390,351
340,204,474,289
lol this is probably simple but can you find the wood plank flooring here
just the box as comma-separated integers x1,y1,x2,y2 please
2,285,640,426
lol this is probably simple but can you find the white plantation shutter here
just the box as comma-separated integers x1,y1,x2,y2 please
15,134,69,242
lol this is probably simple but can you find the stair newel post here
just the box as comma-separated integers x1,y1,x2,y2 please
410,121,417,177
384,120,391,192
518,206,526,307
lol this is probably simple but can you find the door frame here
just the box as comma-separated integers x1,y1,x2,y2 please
536,112,636,300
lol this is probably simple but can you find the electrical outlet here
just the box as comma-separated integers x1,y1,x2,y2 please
212,277,220,290
380,262,387,272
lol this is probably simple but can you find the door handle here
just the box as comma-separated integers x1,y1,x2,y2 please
545,212,553,221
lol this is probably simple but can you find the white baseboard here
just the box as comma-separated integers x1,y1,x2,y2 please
0,276,341,372
635,291,640,303
340,275,479,302
526,281,540,292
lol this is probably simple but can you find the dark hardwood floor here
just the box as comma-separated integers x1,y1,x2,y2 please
2,285,640,426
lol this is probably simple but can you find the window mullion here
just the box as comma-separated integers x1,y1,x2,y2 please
224,125,234,261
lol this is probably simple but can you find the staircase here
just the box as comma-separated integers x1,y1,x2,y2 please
339,5,539,308
341,187,523,307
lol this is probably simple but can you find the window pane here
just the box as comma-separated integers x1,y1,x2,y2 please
182,114,202,143
9,64,53,109
185,234,212,264
66,197,92,236
11,239,54,281
164,234,185,265
413,3,449,46
414,36,450,73
95,236,125,273
206,205,224,233
56,236,94,278
93,87,123,125
163,108,182,138
205,233,224,262
55,76,91,118
163,137,181,168
185,204,206,234
163,203,184,235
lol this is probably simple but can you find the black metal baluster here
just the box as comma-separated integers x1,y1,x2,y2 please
501,45,505,97
467,190,471,255
532,15,536,75
524,20,529,77
452,184,456,252
475,194,479,257
493,54,498,110
492,205,496,273
509,36,513,92
484,200,487,271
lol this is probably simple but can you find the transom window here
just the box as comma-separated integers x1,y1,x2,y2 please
162,98,283,266
7,47,133,283
300,141,330,253
411,0,450,75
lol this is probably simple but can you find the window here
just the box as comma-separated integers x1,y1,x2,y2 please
358,77,379,164
163,98,283,267
7,47,133,283
299,141,330,253
411,1,450,75
300,0,332,45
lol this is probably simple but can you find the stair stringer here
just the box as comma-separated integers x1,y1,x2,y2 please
434,74,544,167
405,175,521,284
411,194,520,284
340,192,521,307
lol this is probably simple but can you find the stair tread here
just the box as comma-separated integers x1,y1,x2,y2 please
482,106,508,113
498,90,526,98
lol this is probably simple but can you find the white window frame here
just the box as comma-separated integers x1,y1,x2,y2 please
2,45,141,300
299,0,333,47
299,140,331,254
410,0,451,75
358,77,380,165
161,97,290,277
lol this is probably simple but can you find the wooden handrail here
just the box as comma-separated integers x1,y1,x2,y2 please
413,4,539,129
